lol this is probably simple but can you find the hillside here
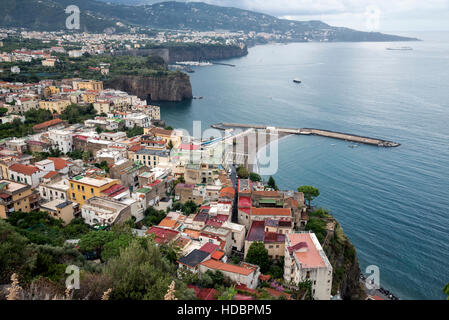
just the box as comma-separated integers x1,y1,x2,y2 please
0,0,418,42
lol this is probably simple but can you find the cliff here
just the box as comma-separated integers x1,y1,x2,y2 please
104,73,193,102
305,209,367,300
167,44,248,63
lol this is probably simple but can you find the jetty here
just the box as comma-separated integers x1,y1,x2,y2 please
211,123,401,147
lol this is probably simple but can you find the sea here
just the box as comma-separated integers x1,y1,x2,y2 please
157,31,449,300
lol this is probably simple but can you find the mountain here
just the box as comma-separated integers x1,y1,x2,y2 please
0,0,418,42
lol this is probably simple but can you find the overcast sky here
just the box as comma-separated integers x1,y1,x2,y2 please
170,0,449,31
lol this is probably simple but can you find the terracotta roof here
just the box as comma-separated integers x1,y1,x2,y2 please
9,163,40,175
149,127,173,137
251,207,291,216
147,226,179,244
211,250,225,260
43,171,59,179
238,196,252,208
253,190,280,197
199,242,219,254
33,118,64,131
184,229,200,240
200,259,255,276
287,233,326,268
48,157,70,170
219,187,235,199
128,144,144,153
158,217,178,229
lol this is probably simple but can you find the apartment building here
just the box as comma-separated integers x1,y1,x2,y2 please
81,196,131,226
0,180,40,219
284,232,333,300
68,175,120,206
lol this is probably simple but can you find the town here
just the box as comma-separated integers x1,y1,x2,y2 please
0,73,339,301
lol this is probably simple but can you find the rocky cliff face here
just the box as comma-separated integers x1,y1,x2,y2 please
168,44,248,63
104,73,193,102
324,221,367,300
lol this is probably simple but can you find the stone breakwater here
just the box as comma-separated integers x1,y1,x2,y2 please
211,123,401,147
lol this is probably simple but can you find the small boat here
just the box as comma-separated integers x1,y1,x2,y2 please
293,78,302,83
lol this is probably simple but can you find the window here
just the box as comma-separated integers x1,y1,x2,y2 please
83,196,86,200
72,193,76,199
71,183,74,189
91,188,94,194
77,185,80,191
81,186,84,192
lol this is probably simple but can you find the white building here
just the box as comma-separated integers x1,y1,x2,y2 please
48,129,73,154
39,178,70,202
284,232,333,300
81,196,131,227
125,113,151,128
8,163,46,187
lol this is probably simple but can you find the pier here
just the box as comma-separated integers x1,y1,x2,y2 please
211,122,401,147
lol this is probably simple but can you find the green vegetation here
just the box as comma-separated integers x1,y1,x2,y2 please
249,172,261,182
59,104,97,124
0,107,8,116
305,217,327,244
126,126,144,138
267,176,279,190
298,185,320,208
94,161,110,173
143,207,166,227
172,200,199,215
236,166,249,179
245,241,270,273
0,108,52,139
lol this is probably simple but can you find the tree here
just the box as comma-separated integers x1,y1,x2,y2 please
236,166,249,179
267,176,278,190
297,186,320,208
218,286,237,300
0,220,36,283
444,283,449,300
143,207,166,226
95,126,103,134
245,241,270,273
182,200,198,215
78,230,115,258
104,238,195,300
167,139,174,150
63,218,91,239
249,172,261,182
0,107,8,116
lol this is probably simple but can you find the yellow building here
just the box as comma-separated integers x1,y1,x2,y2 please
93,101,113,114
39,99,71,114
82,92,98,104
0,180,40,219
74,80,103,91
68,175,120,206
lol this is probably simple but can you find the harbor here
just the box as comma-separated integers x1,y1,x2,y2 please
211,123,401,147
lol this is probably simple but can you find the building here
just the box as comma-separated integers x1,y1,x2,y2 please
284,232,333,300
238,206,291,230
73,80,103,91
244,220,290,260
177,249,211,273
81,196,132,227
40,199,74,225
199,260,260,290
32,118,66,133
8,163,45,187
133,149,170,168
39,99,71,114
125,113,151,128
39,177,70,202
0,180,40,219
68,175,120,206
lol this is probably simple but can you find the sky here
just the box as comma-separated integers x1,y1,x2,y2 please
139,0,449,31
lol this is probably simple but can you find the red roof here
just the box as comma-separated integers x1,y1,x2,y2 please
187,285,217,300
251,207,291,216
219,187,235,199
9,163,40,176
179,143,200,151
200,259,255,276
43,171,59,179
48,157,70,170
33,118,64,131
199,243,219,254
147,226,179,244
238,196,251,208
128,144,144,152
102,184,128,198
211,250,225,260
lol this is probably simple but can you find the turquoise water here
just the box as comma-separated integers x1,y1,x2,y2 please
158,32,449,300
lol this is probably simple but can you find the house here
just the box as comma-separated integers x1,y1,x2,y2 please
32,118,66,133
177,249,210,273
244,220,287,260
238,206,291,230
40,199,74,225
47,129,73,154
81,196,132,227
132,148,170,168
39,99,71,114
8,163,45,187
284,232,333,300
146,226,180,245
68,175,120,206
39,176,70,202
199,260,261,290
0,180,40,219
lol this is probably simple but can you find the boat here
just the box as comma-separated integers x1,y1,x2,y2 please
293,78,302,83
